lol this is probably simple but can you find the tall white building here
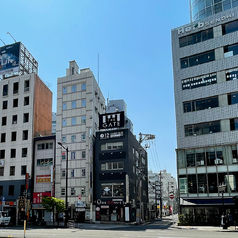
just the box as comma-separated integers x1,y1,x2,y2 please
56,61,105,222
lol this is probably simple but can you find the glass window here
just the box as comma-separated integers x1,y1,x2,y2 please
82,151,86,158
101,142,123,151
21,165,26,175
113,183,124,197
71,170,74,178
0,167,4,176
2,100,7,110
11,132,17,141
71,152,75,159
62,136,66,142
22,148,27,157
61,170,66,177
3,84,8,96
37,158,53,166
9,185,14,196
2,116,7,126
82,99,86,107
72,117,76,125
228,92,238,105
81,83,86,91
0,133,6,143
13,82,19,94
22,130,28,140
81,168,85,176
72,101,76,109
0,150,5,159
13,98,18,108
198,174,207,193
71,135,76,142
63,119,66,126
187,152,195,167
63,103,67,110
81,134,86,140
23,113,29,123
101,184,112,197
188,174,197,194
224,43,238,57
24,96,29,106
24,80,30,92
10,166,15,176
72,85,77,92
12,115,17,124
61,188,65,196
81,116,86,124
208,173,218,193
63,87,67,94
71,188,75,195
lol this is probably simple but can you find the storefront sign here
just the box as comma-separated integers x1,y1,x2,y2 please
99,131,124,140
36,175,51,183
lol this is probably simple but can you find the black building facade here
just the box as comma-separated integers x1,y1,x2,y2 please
94,128,148,222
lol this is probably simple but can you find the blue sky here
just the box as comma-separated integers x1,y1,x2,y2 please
0,0,190,177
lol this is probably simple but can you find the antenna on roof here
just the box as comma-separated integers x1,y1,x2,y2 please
7,32,17,43
98,53,99,85
0,39,6,46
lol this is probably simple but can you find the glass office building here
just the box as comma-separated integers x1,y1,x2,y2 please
190,0,238,21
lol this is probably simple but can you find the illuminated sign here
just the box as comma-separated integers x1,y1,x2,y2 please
99,131,124,140
36,175,51,183
0,42,20,75
99,111,125,129
33,192,51,204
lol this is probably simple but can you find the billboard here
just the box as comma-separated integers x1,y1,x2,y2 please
99,111,125,129
0,42,20,75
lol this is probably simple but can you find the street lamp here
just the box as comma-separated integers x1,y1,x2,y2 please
57,142,69,227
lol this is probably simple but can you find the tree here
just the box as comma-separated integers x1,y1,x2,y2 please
42,197,65,225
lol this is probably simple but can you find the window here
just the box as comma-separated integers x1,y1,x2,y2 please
101,161,124,171
63,103,67,110
3,84,8,96
0,167,4,176
72,85,77,92
81,168,85,177
11,149,16,158
72,101,76,109
228,92,238,105
24,80,30,92
61,188,65,196
82,151,86,158
183,96,219,113
71,117,76,125
81,116,86,124
81,83,86,91
21,165,26,175
61,170,66,178
179,28,213,47
0,186,3,196
185,120,220,136
71,170,74,178
82,99,86,107
37,158,53,166
10,166,15,176
101,183,124,197
22,148,27,157
13,82,19,94
226,68,238,81
230,118,238,130
182,73,217,90
81,187,85,195
186,152,195,167
188,175,197,194
81,134,86,140
71,152,75,159
37,143,53,150
1,133,6,143
12,115,17,124
11,132,17,141
2,100,7,109
101,142,123,151
0,150,5,159
63,87,67,94
24,96,29,106
71,135,76,142
23,113,29,123
2,116,7,126
22,130,28,140
62,136,66,142
71,188,75,195
63,119,66,126
9,185,14,196
222,19,238,35
224,43,238,58
180,50,215,69
13,98,18,108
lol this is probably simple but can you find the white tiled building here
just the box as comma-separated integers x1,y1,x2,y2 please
56,61,105,222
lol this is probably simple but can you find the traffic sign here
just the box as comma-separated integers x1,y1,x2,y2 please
169,194,174,199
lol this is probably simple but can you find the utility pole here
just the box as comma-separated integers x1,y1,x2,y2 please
159,171,163,218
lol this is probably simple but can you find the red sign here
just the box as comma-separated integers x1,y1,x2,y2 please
33,192,51,204
36,175,51,183
169,194,174,199
78,195,81,200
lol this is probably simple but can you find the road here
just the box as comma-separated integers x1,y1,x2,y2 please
0,216,237,238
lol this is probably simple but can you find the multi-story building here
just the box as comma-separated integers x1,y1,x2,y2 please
172,6,238,223
190,0,238,22
0,42,52,225
94,127,148,222
56,60,105,222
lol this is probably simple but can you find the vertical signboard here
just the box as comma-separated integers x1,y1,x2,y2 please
0,42,20,75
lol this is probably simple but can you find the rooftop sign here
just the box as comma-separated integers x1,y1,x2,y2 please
99,111,125,130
